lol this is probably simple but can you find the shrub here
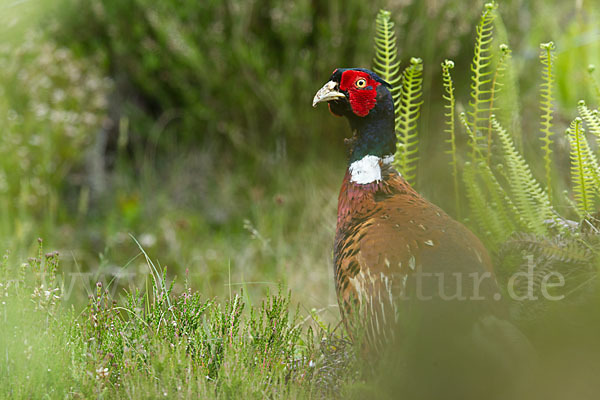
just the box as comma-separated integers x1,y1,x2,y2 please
0,32,110,242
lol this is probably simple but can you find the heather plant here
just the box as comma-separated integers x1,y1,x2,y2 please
0,240,360,398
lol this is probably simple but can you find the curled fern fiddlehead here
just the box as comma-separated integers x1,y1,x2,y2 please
394,57,423,187
539,42,556,202
467,1,497,159
441,59,459,215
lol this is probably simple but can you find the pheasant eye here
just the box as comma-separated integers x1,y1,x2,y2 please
355,78,367,88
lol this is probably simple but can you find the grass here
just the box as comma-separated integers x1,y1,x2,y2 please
46,149,344,316
4,239,600,399
0,240,362,399
0,150,357,397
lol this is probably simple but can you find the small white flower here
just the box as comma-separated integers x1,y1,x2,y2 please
96,367,109,379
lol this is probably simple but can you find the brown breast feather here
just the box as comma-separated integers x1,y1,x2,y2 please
334,164,500,346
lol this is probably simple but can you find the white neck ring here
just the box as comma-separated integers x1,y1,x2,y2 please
349,154,394,184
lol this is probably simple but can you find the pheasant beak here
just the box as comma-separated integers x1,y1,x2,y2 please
312,81,345,107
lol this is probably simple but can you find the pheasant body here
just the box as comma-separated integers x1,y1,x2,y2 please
313,68,502,347
334,161,500,344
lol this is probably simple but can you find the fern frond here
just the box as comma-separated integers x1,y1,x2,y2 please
493,116,553,235
490,11,523,150
467,1,498,157
460,111,486,166
479,163,521,236
462,161,518,247
441,59,459,215
394,57,423,187
461,159,520,249
577,100,600,137
372,10,401,116
576,102,600,196
539,42,556,202
373,10,421,187
486,43,511,162
502,232,593,264
566,117,596,217
462,162,503,243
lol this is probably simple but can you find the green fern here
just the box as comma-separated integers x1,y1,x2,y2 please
373,9,421,187
566,117,596,217
485,43,511,162
577,100,600,137
372,9,401,116
502,232,593,264
394,57,423,186
467,1,498,158
490,11,523,150
463,162,503,241
492,116,553,235
539,42,556,202
460,111,487,166
463,161,518,246
461,110,520,246
441,59,459,215
479,163,520,238
576,101,600,196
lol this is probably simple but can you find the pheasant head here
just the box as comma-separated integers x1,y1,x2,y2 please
313,68,396,183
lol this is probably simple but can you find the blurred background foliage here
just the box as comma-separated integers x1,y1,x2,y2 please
1,0,599,312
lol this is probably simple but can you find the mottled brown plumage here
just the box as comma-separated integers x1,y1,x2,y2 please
334,162,501,346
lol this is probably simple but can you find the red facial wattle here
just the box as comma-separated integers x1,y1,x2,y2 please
339,70,380,117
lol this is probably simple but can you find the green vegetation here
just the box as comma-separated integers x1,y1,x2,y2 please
442,59,460,215
372,10,402,113
2,0,600,397
467,2,498,156
394,57,423,186
539,42,557,201
0,241,358,398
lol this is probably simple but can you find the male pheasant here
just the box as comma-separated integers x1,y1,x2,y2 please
313,68,504,351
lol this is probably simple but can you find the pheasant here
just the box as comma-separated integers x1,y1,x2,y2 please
312,68,505,351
